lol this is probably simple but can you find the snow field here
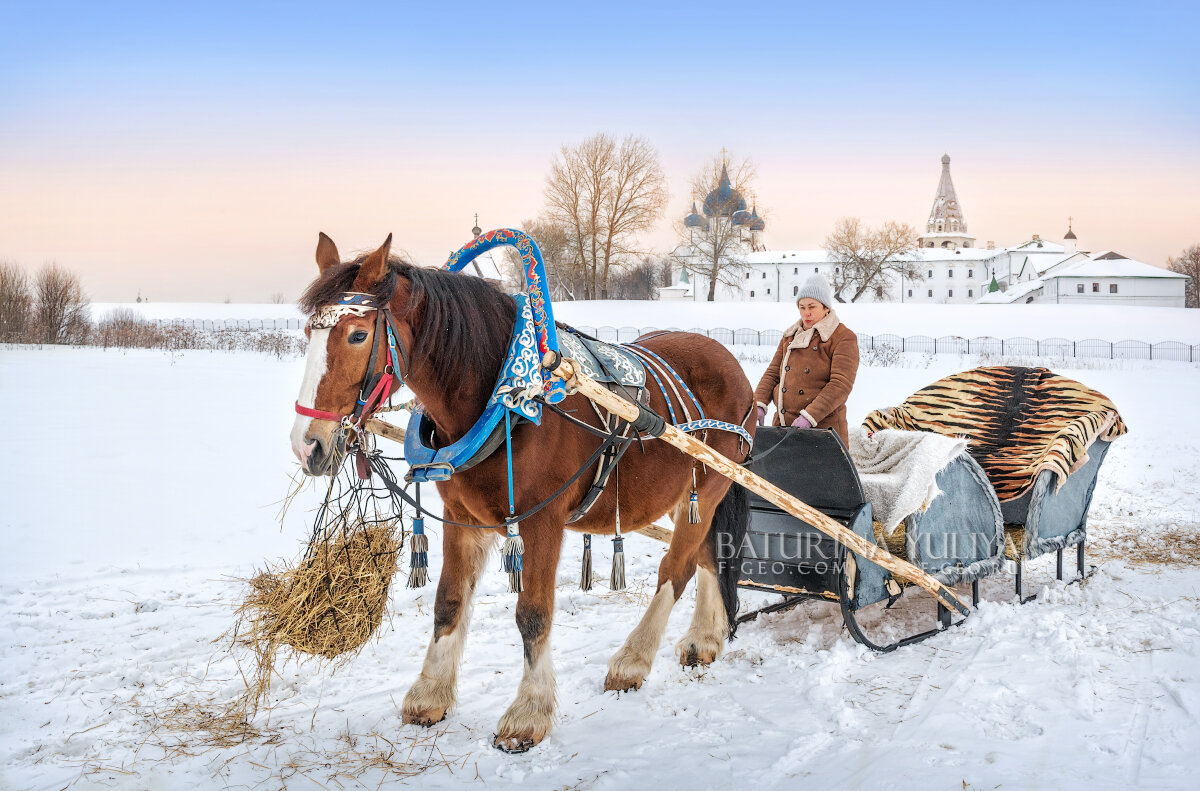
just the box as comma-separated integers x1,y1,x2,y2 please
0,343,1198,790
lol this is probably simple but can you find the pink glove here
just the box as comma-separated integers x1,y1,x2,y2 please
790,414,813,429
756,406,766,425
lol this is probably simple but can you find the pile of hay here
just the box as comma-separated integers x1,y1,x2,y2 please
215,519,402,720
158,456,411,748
240,521,400,660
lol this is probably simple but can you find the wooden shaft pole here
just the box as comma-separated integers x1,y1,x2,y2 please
364,418,407,445
554,360,970,617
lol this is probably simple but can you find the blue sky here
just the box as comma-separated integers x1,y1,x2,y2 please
2,1,1197,300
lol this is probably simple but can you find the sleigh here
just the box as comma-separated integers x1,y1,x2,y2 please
734,367,1125,650
735,426,1002,651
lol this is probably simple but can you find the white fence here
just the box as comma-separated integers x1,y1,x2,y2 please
572,326,1200,362
148,319,1200,362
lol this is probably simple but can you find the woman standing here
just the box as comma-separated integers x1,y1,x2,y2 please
754,274,860,444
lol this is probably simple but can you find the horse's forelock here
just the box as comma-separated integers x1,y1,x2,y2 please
298,254,516,396
297,255,407,316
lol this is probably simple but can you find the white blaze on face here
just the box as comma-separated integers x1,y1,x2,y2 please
291,328,332,462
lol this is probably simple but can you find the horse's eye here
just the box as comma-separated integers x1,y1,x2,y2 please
349,330,369,344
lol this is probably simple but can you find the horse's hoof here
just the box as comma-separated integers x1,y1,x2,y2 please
401,708,447,728
677,643,719,668
676,633,723,668
603,673,644,693
605,647,651,692
493,734,537,753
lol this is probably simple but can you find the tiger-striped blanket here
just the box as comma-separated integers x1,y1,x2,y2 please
862,366,1127,502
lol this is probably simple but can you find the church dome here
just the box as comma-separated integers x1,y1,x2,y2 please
1064,222,1077,240
702,164,747,217
748,205,765,232
731,208,751,226
684,201,707,228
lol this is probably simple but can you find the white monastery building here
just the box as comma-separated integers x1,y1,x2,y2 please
670,156,1188,308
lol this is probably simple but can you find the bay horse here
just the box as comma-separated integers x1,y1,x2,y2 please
290,234,754,752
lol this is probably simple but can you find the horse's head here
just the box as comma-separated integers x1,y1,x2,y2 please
291,232,413,475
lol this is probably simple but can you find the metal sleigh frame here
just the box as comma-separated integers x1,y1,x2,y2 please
732,428,1112,650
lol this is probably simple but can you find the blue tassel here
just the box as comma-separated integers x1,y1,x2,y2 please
502,530,524,593
406,517,428,588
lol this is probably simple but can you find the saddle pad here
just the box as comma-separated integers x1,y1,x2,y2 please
558,329,646,388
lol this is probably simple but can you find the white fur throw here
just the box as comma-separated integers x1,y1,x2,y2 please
849,427,968,535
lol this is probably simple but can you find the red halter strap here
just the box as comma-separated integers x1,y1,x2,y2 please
295,402,343,422
294,293,406,427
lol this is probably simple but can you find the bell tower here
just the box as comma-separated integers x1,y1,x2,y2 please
918,154,977,250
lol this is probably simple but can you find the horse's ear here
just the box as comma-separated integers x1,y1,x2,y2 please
353,233,393,290
315,232,341,273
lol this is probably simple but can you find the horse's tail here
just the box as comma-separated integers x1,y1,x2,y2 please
710,482,748,639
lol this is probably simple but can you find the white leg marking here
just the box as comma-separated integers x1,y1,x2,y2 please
676,566,727,665
402,600,473,724
402,531,493,725
606,580,676,689
290,328,330,460
495,635,557,748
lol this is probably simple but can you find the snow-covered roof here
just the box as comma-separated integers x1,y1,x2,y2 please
919,232,978,241
1009,238,1066,254
745,250,831,265
910,247,997,262
744,247,998,267
1047,255,1188,280
976,278,1044,304
1028,251,1089,277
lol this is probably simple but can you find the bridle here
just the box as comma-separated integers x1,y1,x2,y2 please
294,291,411,432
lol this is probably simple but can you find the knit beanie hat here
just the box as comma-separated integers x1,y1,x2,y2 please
796,273,834,308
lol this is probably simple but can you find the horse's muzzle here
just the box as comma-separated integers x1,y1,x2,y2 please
298,428,350,476
300,437,333,476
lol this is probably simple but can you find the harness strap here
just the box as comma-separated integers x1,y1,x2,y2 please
566,413,635,524
368,410,633,530
627,347,678,424
649,351,695,422
627,343,706,421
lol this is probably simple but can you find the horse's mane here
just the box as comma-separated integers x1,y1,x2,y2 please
299,255,516,394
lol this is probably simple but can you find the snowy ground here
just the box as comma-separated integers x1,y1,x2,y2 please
2,341,1199,790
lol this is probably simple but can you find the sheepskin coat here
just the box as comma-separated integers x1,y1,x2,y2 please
754,310,860,442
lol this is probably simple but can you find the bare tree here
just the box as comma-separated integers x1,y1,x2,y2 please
33,263,90,344
543,133,668,299
0,261,31,342
823,218,922,303
509,215,585,300
270,291,286,304
610,257,663,300
1168,244,1200,308
674,155,759,301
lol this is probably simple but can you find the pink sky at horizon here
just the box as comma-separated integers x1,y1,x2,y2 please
1,143,1195,303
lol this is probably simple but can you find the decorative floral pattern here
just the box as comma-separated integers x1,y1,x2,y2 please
490,294,543,423
675,418,754,447
443,228,568,404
